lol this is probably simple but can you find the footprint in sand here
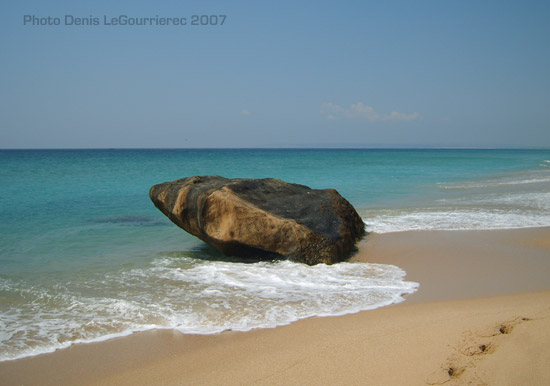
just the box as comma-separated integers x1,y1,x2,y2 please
426,317,531,385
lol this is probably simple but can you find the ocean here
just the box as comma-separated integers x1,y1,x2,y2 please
1,148,549,361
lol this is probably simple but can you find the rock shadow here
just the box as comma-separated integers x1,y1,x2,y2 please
187,243,286,264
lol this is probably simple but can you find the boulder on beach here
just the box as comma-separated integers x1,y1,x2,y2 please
149,176,365,265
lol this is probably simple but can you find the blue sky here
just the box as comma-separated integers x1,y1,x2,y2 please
1,0,549,148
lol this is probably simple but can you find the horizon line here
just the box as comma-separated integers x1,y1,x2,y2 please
1,146,549,151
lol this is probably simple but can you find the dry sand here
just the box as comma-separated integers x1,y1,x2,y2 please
1,227,549,386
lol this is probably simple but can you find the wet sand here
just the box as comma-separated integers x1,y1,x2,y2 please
353,227,550,303
1,227,549,386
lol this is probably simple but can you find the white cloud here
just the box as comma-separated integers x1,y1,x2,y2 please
381,111,420,121
240,109,251,116
321,102,420,122
321,102,379,122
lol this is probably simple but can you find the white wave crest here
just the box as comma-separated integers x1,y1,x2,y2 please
364,209,550,233
439,177,550,189
0,259,418,361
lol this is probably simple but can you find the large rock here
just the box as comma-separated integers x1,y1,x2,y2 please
149,176,365,265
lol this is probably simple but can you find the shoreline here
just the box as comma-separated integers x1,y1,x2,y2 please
1,226,549,385
354,226,550,304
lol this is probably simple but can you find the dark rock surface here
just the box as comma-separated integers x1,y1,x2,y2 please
149,176,365,265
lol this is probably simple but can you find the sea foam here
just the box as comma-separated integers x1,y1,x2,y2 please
0,258,418,361
364,166,550,233
364,208,550,233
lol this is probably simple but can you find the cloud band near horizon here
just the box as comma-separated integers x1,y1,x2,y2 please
321,102,420,122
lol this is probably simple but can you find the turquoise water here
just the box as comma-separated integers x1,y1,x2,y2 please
1,149,549,360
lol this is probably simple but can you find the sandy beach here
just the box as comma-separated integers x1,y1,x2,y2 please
1,227,549,386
